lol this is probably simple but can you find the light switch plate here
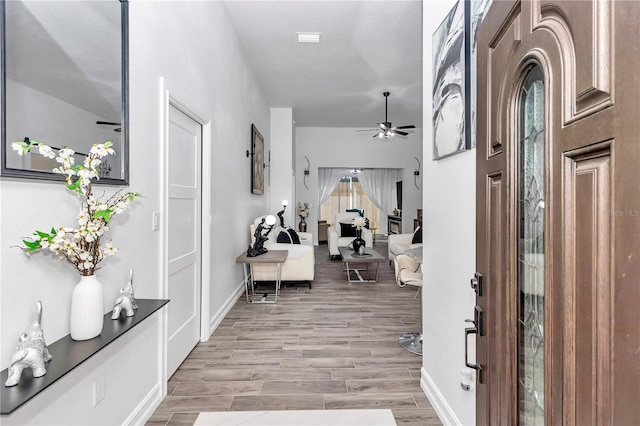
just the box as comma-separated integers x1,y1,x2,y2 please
152,211,160,231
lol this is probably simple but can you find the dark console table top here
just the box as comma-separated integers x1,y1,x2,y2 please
1,299,169,415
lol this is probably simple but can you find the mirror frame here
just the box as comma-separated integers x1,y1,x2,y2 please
0,0,129,185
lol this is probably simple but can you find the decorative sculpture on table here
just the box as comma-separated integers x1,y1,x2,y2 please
5,301,53,387
247,215,276,257
277,200,288,228
351,216,368,255
111,268,138,319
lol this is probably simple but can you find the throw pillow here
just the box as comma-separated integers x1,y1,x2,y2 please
287,228,301,244
277,230,293,244
276,228,301,244
339,222,357,237
411,226,422,244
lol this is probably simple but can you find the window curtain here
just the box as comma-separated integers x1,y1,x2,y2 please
358,168,402,234
318,168,348,205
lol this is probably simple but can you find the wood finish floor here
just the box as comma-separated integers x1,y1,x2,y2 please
147,242,440,426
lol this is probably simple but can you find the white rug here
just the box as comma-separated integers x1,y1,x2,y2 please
194,409,397,425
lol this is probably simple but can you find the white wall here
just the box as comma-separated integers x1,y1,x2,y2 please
0,1,270,424
420,1,477,425
294,127,423,243
270,108,294,226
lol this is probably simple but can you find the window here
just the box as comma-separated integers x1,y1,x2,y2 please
320,175,380,232
517,64,545,425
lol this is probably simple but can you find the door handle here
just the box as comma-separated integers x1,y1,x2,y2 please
464,319,484,383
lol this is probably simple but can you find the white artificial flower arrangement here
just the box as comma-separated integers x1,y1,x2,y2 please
297,202,310,218
352,216,367,230
11,140,141,276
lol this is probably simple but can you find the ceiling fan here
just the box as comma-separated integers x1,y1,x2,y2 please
364,91,415,139
96,120,122,132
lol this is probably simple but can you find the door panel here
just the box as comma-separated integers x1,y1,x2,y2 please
167,104,202,378
564,146,612,425
487,8,521,156
531,0,613,118
476,0,639,424
168,196,197,260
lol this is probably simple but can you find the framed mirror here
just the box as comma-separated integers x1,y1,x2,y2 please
1,0,129,184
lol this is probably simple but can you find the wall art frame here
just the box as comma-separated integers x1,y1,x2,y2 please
432,0,471,160
250,123,264,194
1,0,130,184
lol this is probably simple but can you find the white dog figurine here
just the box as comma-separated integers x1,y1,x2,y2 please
6,301,52,387
111,269,138,320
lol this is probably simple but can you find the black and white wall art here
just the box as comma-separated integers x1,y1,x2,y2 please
432,0,467,160
251,124,265,194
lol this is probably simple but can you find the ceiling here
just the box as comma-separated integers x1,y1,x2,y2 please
224,0,423,128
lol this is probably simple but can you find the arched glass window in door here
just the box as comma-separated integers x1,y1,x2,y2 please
517,64,545,425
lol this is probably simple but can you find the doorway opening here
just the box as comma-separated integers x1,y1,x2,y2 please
320,172,381,233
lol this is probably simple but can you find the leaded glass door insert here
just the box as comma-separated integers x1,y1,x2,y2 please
518,65,545,425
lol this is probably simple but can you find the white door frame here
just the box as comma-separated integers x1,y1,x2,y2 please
159,77,212,390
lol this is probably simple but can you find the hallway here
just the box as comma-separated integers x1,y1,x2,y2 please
148,243,439,425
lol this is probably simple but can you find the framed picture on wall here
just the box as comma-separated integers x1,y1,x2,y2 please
432,0,470,160
251,124,265,194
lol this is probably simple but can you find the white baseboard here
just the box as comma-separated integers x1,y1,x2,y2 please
124,383,162,426
421,367,461,426
208,280,245,337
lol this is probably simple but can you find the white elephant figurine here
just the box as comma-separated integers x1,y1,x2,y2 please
5,301,52,387
111,268,138,319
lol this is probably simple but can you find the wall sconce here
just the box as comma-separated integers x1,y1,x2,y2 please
413,156,421,190
265,150,271,187
303,156,310,189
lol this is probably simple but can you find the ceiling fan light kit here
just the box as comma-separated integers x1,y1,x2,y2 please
371,92,415,139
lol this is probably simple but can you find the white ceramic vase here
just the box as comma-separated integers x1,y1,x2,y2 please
70,275,104,341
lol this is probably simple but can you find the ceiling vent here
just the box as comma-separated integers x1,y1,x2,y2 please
296,32,321,43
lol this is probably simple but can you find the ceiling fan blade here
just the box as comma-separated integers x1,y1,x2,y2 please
395,130,409,136
394,125,416,129
97,120,122,132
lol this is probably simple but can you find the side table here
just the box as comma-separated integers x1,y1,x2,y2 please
235,250,288,303
298,232,313,246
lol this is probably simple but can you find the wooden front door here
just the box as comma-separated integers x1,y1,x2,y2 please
474,0,639,424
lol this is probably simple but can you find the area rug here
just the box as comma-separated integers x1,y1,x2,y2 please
194,409,396,425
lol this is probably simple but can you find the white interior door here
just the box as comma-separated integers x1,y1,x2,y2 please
167,104,202,377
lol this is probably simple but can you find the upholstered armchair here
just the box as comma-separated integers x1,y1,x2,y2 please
387,227,422,265
394,251,423,354
327,212,373,259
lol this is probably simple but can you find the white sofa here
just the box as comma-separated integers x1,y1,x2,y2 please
388,231,422,264
249,217,315,284
327,212,374,259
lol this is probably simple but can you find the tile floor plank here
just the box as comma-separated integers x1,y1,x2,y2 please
229,395,324,411
261,380,347,394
